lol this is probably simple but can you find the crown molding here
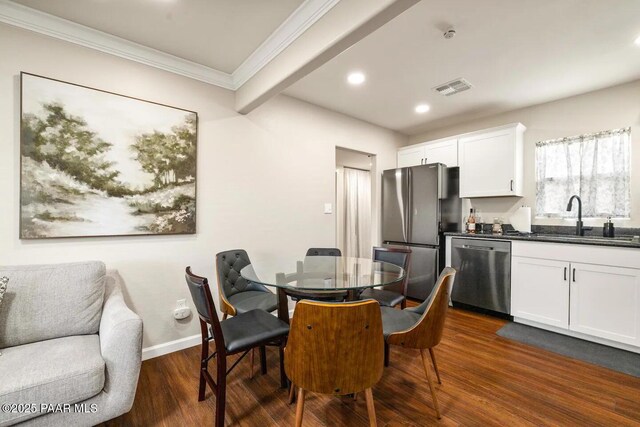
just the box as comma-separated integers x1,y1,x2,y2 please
232,0,340,88
0,0,339,92
0,0,234,89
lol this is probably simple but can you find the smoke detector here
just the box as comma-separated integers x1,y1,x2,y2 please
443,27,456,39
433,78,473,96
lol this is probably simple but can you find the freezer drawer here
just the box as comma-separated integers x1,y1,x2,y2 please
450,238,511,314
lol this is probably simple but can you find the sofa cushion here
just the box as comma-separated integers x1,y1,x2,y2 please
0,335,105,425
0,261,106,348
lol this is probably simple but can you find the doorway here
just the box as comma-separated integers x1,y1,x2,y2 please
335,147,375,259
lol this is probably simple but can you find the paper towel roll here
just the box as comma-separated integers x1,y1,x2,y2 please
510,206,531,233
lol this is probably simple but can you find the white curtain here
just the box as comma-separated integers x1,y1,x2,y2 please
343,168,371,258
535,127,631,218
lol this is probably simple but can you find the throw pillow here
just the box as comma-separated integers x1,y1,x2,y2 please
0,276,7,307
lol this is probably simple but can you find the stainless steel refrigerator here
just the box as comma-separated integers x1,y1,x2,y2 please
381,163,461,300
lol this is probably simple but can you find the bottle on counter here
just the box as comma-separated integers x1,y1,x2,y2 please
603,217,615,238
492,218,503,234
476,212,483,234
466,208,476,234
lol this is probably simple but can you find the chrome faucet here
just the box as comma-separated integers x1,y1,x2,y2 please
566,195,586,236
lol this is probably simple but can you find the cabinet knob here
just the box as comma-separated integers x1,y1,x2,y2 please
510,180,514,191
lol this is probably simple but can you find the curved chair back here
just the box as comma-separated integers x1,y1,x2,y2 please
285,300,383,395
373,246,411,293
185,267,224,346
386,267,456,349
306,248,342,257
216,249,269,316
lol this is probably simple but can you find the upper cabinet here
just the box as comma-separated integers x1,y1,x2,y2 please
397,145,427,168
458,123,525,198
397,138,458,168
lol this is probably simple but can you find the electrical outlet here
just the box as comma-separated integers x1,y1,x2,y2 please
174,299,191,320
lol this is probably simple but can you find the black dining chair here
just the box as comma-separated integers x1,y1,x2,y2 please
216,249,280,377
305,247,342,256
296,247,347,302
216,249,278,318
359,246,412,308
185,267,289,427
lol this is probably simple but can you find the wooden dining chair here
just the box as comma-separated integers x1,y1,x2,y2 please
285,299,384,427
185,267,290,427
360,246,412,308
380,267,456,419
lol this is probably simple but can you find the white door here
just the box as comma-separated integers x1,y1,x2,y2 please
511,256,570,328
397,146,425,168
424,139,458,167
459,129,515,197
570,263,640,346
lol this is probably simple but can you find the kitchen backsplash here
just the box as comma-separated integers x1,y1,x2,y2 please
462,197,635,230
470,222,640,237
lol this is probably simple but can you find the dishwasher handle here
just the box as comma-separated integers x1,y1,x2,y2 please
461,244,495,251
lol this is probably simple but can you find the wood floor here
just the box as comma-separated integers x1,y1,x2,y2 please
104,308,640,426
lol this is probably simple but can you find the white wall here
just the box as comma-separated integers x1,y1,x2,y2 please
409,79,640,228
0,24,407,349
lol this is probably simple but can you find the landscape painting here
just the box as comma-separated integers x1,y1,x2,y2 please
20,73,197,238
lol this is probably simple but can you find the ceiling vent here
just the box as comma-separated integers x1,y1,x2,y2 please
433,78,472,96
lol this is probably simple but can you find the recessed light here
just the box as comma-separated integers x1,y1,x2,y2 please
635,35,640,46
415,104,430,114
347,72,366,85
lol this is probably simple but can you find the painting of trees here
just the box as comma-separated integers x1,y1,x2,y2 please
129,114,196,188
20,73,197,238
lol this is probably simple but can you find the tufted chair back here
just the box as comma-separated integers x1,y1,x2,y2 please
306,248,342,257
215,249,269,299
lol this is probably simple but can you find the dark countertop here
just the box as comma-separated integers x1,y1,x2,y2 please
444,231,640,249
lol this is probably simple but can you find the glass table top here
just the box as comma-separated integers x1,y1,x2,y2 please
240,256,405,292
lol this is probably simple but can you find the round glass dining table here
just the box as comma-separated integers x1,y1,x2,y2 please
240,255,406,323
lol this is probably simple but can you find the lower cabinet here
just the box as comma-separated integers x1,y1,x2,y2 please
511,257,569,329
512,255,640,349
570,263,640,347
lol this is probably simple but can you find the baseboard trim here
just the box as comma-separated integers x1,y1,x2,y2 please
142,310,296,361
142,334,201,361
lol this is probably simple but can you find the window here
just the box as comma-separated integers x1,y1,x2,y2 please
535,127,631,219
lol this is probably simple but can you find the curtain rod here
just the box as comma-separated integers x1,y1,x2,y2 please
342,166,371,172
536,126,631,146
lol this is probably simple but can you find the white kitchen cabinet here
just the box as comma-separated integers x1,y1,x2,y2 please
570,263,640,347
397,145,426,167
510,241,640,352
424,139,458,167
511,256,569,329
458,123,525,197
397,139,458,168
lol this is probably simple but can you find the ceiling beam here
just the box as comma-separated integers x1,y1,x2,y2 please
234,0,420,114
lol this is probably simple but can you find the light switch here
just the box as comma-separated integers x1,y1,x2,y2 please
324,203,333,214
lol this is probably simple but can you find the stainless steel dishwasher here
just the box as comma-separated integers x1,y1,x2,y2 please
450,237,511,315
